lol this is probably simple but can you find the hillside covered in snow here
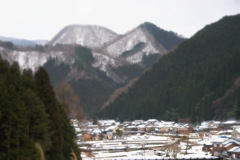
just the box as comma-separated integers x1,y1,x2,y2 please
0,22,185,116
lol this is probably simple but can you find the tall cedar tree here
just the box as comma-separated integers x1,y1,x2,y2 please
57,102,81,160
0,55,81,159
34,67,64,158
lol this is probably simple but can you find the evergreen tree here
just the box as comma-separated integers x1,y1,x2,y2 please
21,89,52,151
99,14,240,122
34,67,64,159
58,103,81,160
0,57,81,159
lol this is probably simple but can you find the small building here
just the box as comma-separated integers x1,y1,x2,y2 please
211,138,226,156
132,120,144,125
202,142,212,152
177,127,189,135
228,146,240,159
137,124,147,131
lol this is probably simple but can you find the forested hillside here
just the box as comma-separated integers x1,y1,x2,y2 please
0,22,185,117
0,57,81,159
99,14,240,122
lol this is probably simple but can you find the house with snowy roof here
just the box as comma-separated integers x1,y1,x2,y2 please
210,136,228,156
147,119,159,124
198,121,220,131
218,120,240,130
221,138,240,158
202,141,213,152
171,123,193,135
228,146,240,159
137,124,147,131
210,138,240,158
154,121,175,133
98,119,116,127
132,120,144,125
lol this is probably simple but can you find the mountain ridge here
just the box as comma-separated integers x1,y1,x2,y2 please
0,22,185,116
99,14,240,122
0,36,48,46
48,24,119,48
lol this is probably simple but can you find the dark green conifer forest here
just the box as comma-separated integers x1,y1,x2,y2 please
99,14,240,122
0,57,81,159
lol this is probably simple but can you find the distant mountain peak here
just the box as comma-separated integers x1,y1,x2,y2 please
48,25,119,48
142,22,186,50
0,21,186,116
0,36,49,46
103,23,169,63
99,14,240,122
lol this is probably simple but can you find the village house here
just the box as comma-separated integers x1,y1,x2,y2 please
218,120,240,130
221,138,240,158
124,125,138,132
206,137,240,159
147,119,159,125
172,123,193,135
131,120,144,126
98,120,116,131
198,121,220,131
104,122,122,139
211,138,226,156
228,146,240,159
158,121,175,134
202,142,213,152
137,124,147,132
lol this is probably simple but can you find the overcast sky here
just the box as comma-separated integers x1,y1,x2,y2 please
0,0,239,40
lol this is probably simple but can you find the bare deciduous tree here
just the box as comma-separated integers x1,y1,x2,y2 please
56,80,85,120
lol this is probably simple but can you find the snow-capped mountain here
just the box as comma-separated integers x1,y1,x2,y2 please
104,24,167,63
0,22,185,84
47,23,185,67
0,22,185,116
48,25,119,48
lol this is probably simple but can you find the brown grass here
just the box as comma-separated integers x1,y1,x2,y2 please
34,142,45,160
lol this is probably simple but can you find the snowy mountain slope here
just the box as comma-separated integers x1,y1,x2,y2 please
92,52,121,73
47,23,184,66
92,52,128,83
0,22,185,116
0,22,185,83
48,25,119,48
103,25,167,64
0,45,124,83
0,47,74,73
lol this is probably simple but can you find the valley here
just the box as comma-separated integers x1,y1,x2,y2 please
0,22,184,117
0,1,239,160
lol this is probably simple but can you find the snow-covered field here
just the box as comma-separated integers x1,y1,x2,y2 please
80,134,218,160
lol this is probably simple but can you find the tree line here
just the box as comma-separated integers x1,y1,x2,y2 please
99,14,240,122
0,56,81,160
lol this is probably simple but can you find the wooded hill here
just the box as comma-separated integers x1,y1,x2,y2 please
99,14,240,122
0,22,185,117
0,57,81,159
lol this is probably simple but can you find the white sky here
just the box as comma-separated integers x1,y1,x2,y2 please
0,0,239,40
